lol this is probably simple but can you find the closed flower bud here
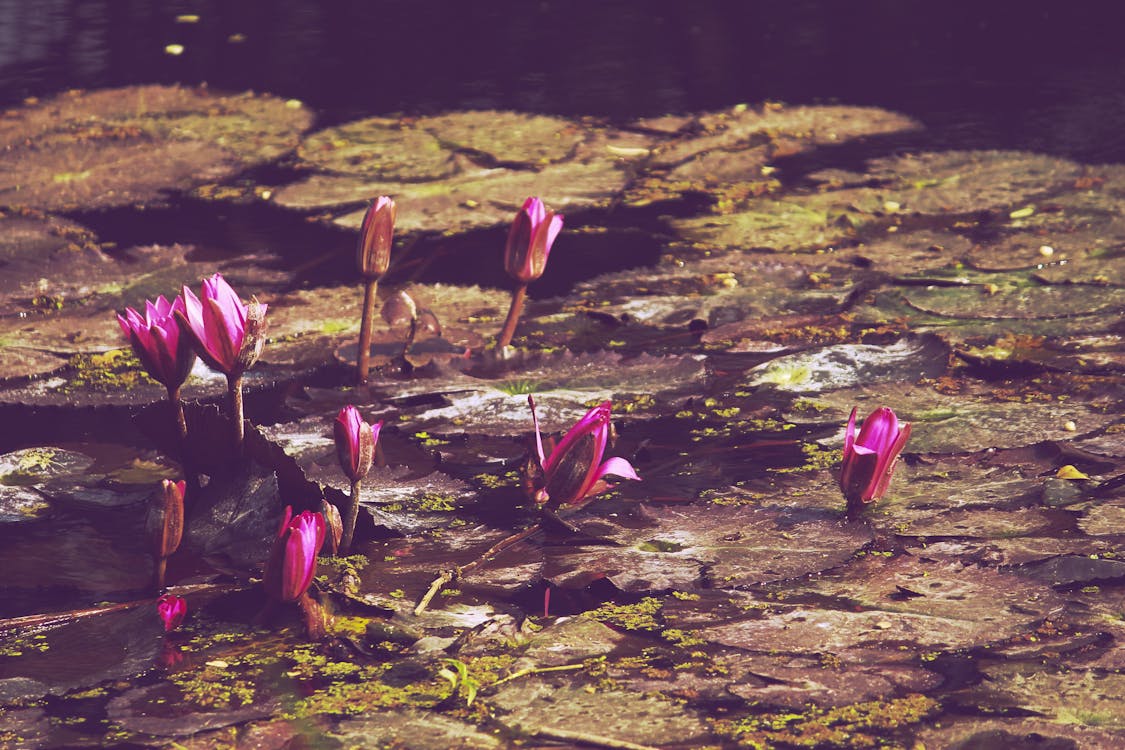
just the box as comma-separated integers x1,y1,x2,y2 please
321,499,343,556
504,197,563,284
264,507,326,603
156,594,187,632
840,406,911,511
357,196,396,279
147,479,186,559
177,274,268,377
334,405,381,483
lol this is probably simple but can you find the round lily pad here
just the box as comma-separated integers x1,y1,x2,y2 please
0,85,312,211
416,111,585,165
296,117,455,180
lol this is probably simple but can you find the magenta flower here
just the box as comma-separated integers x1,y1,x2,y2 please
528,397,640,509
116,295,196,390
156,594,187,632
264,506,326,603
177,273,267,377
334,406,381,483
504,197,563,284
840,406,912,511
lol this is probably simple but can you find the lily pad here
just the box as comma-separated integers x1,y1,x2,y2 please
0,85,312,211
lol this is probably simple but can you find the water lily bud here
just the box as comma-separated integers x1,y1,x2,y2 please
334,406,381,483
526,396,640,510
177,274,268,377
264,507,326,603
116,295,197,390
504,197,563,284
357,196,396,279
156,594,187,632
839,406,912,510
321,499,343,555
148,479,186,559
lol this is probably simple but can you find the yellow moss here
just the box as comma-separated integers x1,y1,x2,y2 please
585,597,663,631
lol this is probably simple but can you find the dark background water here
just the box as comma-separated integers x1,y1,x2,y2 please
3,0,1125,162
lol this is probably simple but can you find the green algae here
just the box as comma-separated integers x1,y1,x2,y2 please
717,693,940,748
63,349,157,392
585,597,664,632
283,663,453,719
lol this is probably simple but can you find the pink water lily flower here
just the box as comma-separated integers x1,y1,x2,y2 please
504,197,563,284
117,295,196,390
156,594,187,632
528,396,640,509
264,506,326,603
840,406,912,510
334,405,381,483
178,273,267,376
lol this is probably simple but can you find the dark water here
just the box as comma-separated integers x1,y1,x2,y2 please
4,1,1125,162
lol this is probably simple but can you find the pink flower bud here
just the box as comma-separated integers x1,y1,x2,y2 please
176,273,268,377
840,406,912,510
334,406,381,483
156,594,187,632
504,197,563,284
264,507,326,603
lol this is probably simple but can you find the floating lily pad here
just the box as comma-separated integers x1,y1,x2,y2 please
861,150,1084,215
706,556,1060,655
416,111,585,165
917,716,1125,750
962,663,1125,731
654,104,920,170
746,335,949,392
330,709,503,750
0,85,312,211
296,117,455,179
902,278,1125,319
490,680,712,747
553,503,872,592
670,188,884,253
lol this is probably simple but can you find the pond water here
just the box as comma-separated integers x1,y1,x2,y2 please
1,4,1125,749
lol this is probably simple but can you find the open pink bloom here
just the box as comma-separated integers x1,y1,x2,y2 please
528,397,640,509
117,295,196,390
264,506,326,603
156,594,187,632
840,406,912,507
334,406,381,483
178,274,267,376
504,197,563,284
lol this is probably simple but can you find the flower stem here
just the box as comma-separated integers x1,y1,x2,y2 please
357,277,379,385
227,374,244,455
167,386,201,500
341,479,362,554
153,555,167,592
496,283,528,350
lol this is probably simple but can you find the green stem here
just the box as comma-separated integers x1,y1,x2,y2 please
153,555,167,593
357,278,379,385
227,374,244,455
341,478,362,554
496,283,528,350
167,386,201,500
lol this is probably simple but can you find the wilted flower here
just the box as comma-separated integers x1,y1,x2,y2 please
156,594,187,632
527,396,640,509
177,273,267,377
357,196,396,279
504,197,563,284
117,295,196,391
840,406,912,510
148,479,186,559
264,506,326,603
334,406,381,483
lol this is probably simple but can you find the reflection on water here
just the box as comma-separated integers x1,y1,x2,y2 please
3,1,1125,161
